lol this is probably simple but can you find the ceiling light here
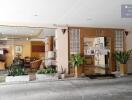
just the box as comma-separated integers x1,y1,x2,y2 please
0,37,8,40
1,33,5,34
86,18,92,21
34,14,38,16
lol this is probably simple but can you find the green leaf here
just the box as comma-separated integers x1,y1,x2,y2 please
114,49,132,64
69,53,84,67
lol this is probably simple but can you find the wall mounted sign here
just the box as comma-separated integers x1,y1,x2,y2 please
15,45,23,54
121,4,132,18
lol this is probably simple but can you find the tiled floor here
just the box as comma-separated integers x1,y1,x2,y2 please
0,76,5,82
0,76,132,100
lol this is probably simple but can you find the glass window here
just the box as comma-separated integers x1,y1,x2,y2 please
69,29,80,54
114,30,124,51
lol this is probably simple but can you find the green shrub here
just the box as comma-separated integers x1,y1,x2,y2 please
8,65,25,76
37,67,57,74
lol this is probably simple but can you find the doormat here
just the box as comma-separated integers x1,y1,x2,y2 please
86,74,116,79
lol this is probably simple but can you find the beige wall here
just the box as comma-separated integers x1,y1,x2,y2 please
126,29,132,73
56,29,69,74
4,41,31,67
5,46,13,67
13,41,31,58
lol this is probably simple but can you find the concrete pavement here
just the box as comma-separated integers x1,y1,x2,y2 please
0,76,132,100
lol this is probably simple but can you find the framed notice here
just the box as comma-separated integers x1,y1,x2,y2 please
15,45,23,53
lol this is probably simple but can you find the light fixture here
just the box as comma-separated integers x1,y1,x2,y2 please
34,14,38,16
86,18,92,21
61,29,67,34
124,31,129,36
26,38,29,40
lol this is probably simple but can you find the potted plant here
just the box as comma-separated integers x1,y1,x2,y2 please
69,53,84,77
36,67,57,80
6,65,29,82
114,50,132,76
59,66,66,79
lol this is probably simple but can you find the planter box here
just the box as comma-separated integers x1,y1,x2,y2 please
36,74,58,81
75,66,82,77
6,75,30,82
120,64,127,76
58,74,65,79
112,71,120,77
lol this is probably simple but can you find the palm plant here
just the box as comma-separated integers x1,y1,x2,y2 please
113,49,132,76
69,53,84,77
70,53,84,67
114,50,132,64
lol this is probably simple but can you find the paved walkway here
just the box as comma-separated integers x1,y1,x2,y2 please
0,76,132,100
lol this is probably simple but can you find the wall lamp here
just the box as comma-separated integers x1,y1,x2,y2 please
61,29,67,34
124,31,129,36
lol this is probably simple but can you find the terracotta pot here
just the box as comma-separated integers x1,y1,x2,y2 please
120,64,127,76
75,66,82,77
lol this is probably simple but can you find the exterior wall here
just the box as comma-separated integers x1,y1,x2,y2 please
79,28,115,73
126,30,132,73
69,27,125,75
56,29,69,74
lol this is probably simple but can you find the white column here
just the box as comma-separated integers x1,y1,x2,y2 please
55,28,69,74
126,29,132,73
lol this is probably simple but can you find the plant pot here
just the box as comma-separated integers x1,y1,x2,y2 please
5,75,30,82
60,74,65,79
120,64,127,76
36,74,58,81
75,66,82,77
111,71,120,77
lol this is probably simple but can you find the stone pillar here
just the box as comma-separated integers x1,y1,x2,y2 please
55,28,69,74
126,29,132,74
